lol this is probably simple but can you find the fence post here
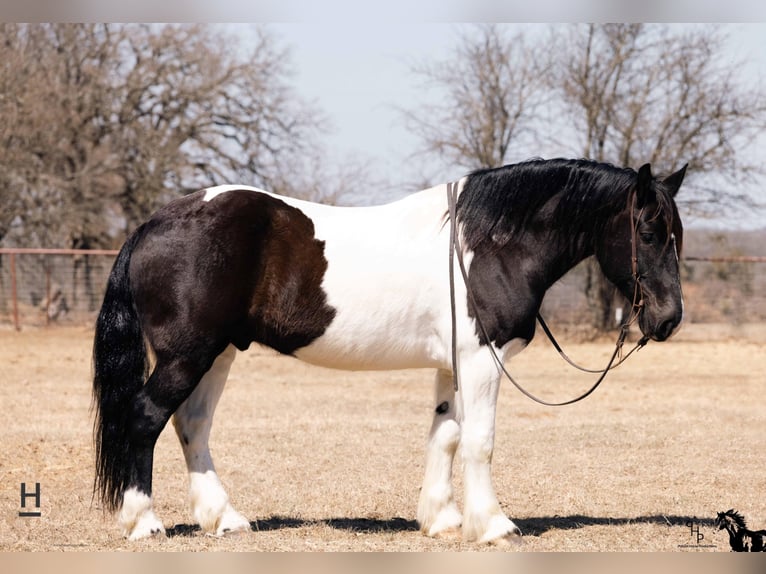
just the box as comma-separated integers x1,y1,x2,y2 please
45,258,51,327
10,252,20,331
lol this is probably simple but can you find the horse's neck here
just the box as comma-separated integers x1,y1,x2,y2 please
532,232,595,290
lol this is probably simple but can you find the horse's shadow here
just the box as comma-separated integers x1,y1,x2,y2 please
166,514,714,538
166,516,418,537
515,514,716,536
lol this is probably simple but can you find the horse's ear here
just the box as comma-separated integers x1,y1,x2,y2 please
662,163,688,198
636,163,653,206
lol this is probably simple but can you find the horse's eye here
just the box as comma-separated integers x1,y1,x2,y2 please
640,232,654,243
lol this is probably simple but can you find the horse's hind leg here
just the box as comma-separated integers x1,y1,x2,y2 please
119,351,222,540
172,345,250,536
418,369,462,537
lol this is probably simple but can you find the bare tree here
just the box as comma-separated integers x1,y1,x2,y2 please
557,23,764,211
402,23,766,332
402,24,551,178
555,24,766,330
0,24,329,249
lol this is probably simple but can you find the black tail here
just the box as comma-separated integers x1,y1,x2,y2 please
92,228,149,513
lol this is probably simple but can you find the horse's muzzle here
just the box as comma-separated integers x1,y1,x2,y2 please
643,309,683,342
652,318,680,342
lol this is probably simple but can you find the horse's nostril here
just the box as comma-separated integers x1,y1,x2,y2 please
657,319,677,341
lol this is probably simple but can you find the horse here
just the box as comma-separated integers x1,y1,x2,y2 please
716,509,766,551
92,158,687,545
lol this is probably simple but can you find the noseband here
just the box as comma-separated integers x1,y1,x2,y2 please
447,182,649,405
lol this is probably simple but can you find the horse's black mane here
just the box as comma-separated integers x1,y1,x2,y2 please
720,509,748,530
456,158,678,252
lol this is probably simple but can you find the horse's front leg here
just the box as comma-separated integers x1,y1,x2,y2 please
418,369,462,537
458,353,521,545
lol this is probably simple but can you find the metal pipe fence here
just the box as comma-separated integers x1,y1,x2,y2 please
0,248,118,330
0,248,764,331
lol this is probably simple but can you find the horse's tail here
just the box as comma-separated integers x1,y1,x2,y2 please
92,227,149,513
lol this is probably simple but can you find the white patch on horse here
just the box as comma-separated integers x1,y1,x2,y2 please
172,345,250,536
418,369,462,537
187,471,250,536
453,345,522,543
119,487,165,540
295,181,471,371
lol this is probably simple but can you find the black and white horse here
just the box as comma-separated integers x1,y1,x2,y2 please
716,509,766,551
92,158,686,544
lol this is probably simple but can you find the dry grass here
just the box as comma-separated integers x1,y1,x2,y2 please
1,324,764,551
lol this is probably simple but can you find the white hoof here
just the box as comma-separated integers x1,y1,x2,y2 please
215,505,251,536
122,510,165,540
194,494,250,537
475,514,522,545
120,487,166,540
420,504,463,538
126,511,166,540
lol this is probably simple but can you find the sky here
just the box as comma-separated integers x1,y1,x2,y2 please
5,1,765,228
266,22,766,229
272,23,460,193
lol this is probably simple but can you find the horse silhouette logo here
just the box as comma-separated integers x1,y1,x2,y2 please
716,509,766,552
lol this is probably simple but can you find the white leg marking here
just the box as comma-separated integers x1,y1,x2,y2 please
119,487,166,540
187,470,250,535
457,351,521,544
418,369,462,537
172,345,250,536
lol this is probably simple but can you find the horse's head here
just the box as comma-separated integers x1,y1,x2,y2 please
716,509,744,531
596,163,687,342
716,511,729,530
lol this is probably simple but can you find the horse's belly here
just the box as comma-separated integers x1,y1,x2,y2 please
292,304,446,371
294,338,441,371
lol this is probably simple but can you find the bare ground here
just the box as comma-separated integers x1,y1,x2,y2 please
0,324,764,552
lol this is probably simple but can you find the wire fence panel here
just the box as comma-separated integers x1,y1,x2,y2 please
681,256,766,324
0,249,118,329
540,256,766,328
0,249,764,330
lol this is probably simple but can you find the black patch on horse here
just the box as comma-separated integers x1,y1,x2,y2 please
129,189,337,356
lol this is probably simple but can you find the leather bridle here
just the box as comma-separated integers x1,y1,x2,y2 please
447,181,649,405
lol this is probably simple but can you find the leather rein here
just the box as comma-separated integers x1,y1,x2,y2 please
447,181,649,406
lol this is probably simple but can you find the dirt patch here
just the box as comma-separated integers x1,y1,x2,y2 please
1,325,763,551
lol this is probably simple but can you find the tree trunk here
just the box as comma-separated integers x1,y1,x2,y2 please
584,258,631,332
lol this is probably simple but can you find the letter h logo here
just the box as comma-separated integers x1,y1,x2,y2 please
19,482,41,517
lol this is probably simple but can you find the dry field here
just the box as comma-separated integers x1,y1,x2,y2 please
1,324,764,552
